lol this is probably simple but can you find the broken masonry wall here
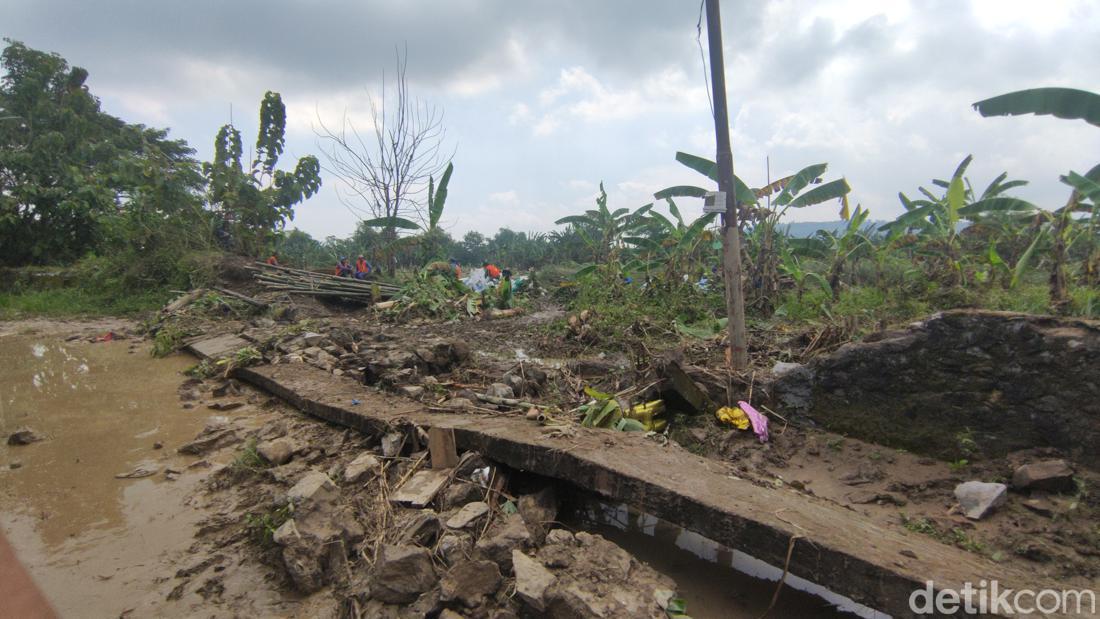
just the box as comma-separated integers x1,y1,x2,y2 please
770,310,1100,469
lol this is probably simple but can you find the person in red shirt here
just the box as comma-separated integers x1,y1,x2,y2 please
265,252,279,266
483,261,501,279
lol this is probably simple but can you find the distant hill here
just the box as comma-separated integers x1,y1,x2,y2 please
777,220,887,238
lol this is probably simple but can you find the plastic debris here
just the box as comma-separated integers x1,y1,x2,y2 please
350,399,361,406
738,400,769,443
715,406,751,430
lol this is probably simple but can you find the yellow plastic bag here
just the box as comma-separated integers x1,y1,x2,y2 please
715,406,750,430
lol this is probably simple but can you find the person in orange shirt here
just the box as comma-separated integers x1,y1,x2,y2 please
265,252,279,266
449,258,462,278
355,255,371,280
483,261,501,279
334,257,353,277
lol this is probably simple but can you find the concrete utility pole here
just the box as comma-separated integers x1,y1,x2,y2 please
704,0,749,368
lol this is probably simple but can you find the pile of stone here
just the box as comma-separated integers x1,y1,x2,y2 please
257,438,674,618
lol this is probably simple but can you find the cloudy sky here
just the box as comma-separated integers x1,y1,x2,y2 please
6,0,1100,240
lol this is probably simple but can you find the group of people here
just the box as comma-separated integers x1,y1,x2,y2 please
335,255,374,280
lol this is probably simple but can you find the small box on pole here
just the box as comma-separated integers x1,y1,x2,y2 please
703,191,727,214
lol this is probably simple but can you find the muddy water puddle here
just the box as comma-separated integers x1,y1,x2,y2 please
0,332,212,615
568,499,892,619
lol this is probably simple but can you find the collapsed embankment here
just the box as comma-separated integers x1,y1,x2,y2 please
232,361,1048,618
771,310,1100,468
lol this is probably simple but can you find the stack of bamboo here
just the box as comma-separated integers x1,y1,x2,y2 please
251,262,402,303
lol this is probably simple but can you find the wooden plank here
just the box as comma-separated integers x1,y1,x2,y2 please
389,469,450,507
428,427,459,469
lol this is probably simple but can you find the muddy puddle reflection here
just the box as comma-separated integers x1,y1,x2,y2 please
0,331,210,614
567,499,892,619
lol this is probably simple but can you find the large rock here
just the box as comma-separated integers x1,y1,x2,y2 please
954,481,1008,520
177,418,239,455
485,383,515,400
441,481,484,510
512,550,554,612
397,511,442,547
343,452,381,483
446,501,489,529
439,560,502,608
518,487,558,545
371,544,438,604
474,514,531,571
257,438,295,465
1012,460,1075,492
7,427,44,445
287,471,338,508
770,311,1100,468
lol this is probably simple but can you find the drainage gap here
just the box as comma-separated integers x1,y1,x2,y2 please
562,493,892,619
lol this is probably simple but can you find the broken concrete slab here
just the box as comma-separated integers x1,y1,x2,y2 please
1012,459,1075,493
186,334,250,361
389,469,449,507
512,550,554,612
658,359,716,414
954,481,1008,520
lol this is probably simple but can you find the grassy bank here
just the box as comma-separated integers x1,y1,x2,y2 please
0,287,172,320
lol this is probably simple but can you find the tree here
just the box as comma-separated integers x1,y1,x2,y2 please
0,39,204,266
656,151,851,311
973,87,1100,310
203,92,321,256
882,155,1037,286
554,182,652,267
316,49,452,275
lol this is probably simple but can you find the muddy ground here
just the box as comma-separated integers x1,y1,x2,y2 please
2,285,1098,618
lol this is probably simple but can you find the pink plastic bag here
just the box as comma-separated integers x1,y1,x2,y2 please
738,400,769,443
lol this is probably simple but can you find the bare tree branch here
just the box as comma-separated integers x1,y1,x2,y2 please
315,47,454,274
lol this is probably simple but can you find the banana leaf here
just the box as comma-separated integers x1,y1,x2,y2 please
361,216,420,230
654,185,708,200
788,178,851,209
775,163,827,206
1012,228,1048,287
973,87,1100,128
428,162,453,229
958,197,1038,217
1061,171,1100,203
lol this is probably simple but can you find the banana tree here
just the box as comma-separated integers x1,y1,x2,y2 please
654,151,851,312
973,87,1100,308
554,182,652,274
622,198,717,284
882,155,1037,285
777,245,831,302
815,204,872,300
1011,167,1100,307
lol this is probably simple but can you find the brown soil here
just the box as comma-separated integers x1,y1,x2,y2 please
6,281,1098,617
